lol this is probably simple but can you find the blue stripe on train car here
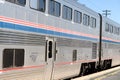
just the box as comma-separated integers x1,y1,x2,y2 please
0,21,119,44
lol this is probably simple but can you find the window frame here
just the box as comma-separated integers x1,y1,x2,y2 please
105,23,109,32
72,50,77,61
74,10,82,24
5,0,26,6
48,0,61,17
3,49,25,69
30,0,46,12
62,5,72,21
113,26,117,34
90,17,96,28
83,14,90,26
109,25,113,33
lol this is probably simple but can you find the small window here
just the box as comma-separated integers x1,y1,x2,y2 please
117,28,120,35
15,49,24,67
119,28,120,35
109,25,113,33
5,0,26,6
6,0,16,3
48,41,52,58
73,50,77,61
74,10,82,24
3,49,14,68
30,0,38,9
62,5,72,21
90,17,96,28
30,0,46,12
114,27,119,35
17,0,26,6
3,49,24,68
48,0,61,17
105,23,109,32
39,0,46,12
113,26,117,34
83,14,90,26
115,27,120,35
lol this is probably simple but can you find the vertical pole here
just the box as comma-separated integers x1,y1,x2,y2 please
98,13,102,70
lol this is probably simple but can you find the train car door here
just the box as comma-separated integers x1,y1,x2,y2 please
45,37,55,80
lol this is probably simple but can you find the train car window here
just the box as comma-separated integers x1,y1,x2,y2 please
38,0,46,12
116,27,119,35
109,25,113,33
3,49,24,68
113,26,117,34
105,23,109,32
17,0,26,6
30,0,46,12
73,50,77,61
48,0,61,17
6,0,15,3
3,49,14,68
119,28,120,35
15,49,24,67
48,41,52,58
90,17,96,28
117,28,120,35
30,0,38,9
62,5,72,21
74,10,82,24
83,14,90,26
5,0,26,6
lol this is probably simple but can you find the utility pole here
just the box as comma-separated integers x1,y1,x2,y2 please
102,10,111,17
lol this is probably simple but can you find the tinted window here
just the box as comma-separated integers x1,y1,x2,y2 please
17,0,26,6
39,0,46,12
117,28,119,35
30,0,46,12
30,0,38,9
105,23,120,35
73,50,77,61
3,49,14,68
83,14,90,26
114,27,119,35
118,28,120,35
105,23,109,32
113,26,117,34
62,5,72,21
6,0,15,3
48,0,61,17
15,49,24,67
74,10,82,24
90,17,96,28
3,49,24,68
6,0,26,6
109,25,113,33
48,41,52,58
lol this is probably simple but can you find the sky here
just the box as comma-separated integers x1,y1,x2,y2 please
78,0,120,23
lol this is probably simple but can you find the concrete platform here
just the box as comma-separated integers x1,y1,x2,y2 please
72,66,120,80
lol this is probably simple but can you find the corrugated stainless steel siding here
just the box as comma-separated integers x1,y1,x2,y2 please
0,30,46,45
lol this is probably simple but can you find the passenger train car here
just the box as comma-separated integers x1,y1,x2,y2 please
0,0,120,80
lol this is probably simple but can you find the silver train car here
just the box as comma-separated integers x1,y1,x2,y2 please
0,0,120,80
